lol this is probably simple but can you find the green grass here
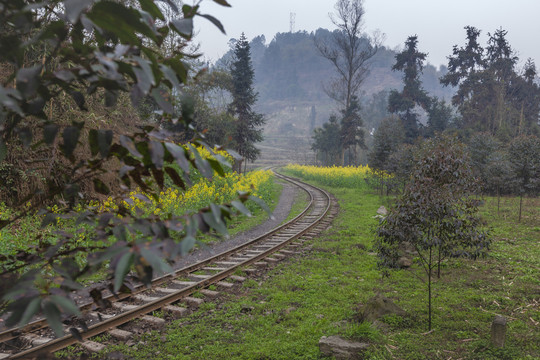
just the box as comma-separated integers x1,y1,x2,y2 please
75,182,540,359
281,183,310,224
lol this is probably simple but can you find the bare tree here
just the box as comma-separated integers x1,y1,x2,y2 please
316,0,383,109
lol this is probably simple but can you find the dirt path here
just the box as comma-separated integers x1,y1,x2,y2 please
172,179,301,270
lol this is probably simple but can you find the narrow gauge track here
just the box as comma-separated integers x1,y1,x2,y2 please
0,171,333,359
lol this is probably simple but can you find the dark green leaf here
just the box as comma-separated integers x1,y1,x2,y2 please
213,0,231,6
159,64,181,90
171,18,193,39
61,126,81,157
202,210,228,236
140,248,172,275
104,90,118,107
164,166,185,189
49,295,81,316
151,88,173,114
149,140,164,169
69,91,86,110
226,148,242,160
120,135,142,158
98,130,113,157
180,236,195,255
114,252,134,293
249,195,274,219
43,300,63,337
198,14,225,34
16,66,42,98
231,200,251,217
139,0,165,20
43,124,59,145
18,297,41,327
18,127,32,147
151,167,164,189
93,178,110,195
54,69,75,82
207,158,225,177
64,0,94,23
164,143,190,173
189,144,213,179
89,129,99,156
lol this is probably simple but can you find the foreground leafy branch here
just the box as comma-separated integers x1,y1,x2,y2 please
0,0,270,337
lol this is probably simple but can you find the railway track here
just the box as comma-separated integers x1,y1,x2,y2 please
0,171,335,359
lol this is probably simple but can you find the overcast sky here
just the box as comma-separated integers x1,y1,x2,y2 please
194,0,540,69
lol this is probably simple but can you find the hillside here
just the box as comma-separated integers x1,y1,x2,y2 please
214,29,455,167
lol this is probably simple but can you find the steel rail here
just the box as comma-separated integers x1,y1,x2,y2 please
3,170,332,359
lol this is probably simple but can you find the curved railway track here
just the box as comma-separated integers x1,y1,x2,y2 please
0,171,335,359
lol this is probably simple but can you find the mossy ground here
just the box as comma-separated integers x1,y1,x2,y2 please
65,178,538,359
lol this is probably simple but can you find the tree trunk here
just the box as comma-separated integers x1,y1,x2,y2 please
519,194,523,223
428,246,432,331
497,186,500,217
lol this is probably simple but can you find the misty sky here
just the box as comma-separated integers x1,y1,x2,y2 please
195,0,540,69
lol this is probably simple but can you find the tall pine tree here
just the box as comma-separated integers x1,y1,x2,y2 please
388,35,431,143
229,33,265,172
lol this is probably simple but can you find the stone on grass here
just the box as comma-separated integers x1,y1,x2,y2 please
376,206,388,216
357,294,407,323
319,335,369,359
397,256,412,268
491,315,507,348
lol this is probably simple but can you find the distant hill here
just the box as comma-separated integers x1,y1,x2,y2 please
213,29,455,167
215,29,454,133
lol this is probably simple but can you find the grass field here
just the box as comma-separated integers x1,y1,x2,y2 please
65,173,538,359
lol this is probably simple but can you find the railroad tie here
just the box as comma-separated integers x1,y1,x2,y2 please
202,267,228,271
188,274,212,281
0,352,10,359
163,305,188,317
183,296,204,308
112,302,138,311
133,294,160,303
140,315,166,327
171,280,197,287
228,275,246,282
155,287,179,294
21,334,52,346
213,261,238,267
81,340,106,352
200,289,219,298
216,281,235,289
108,328,133,341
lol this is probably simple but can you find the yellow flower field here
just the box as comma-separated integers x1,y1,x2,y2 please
284,164,389,188
99,144,273,217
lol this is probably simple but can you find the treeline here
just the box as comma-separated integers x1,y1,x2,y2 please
215,29,453,104
368,27,539,203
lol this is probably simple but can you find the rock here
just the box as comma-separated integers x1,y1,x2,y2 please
376,206,388,216
319,335,369,359
284,306,296,315
491,315,507,348
397,256,412,268
358,294,407,323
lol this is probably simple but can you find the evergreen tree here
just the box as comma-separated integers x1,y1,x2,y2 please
229,33,265,172
441,27,540,138
388,35,431,143
340,95,365,164
426,98,454,136
312,115,342,165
